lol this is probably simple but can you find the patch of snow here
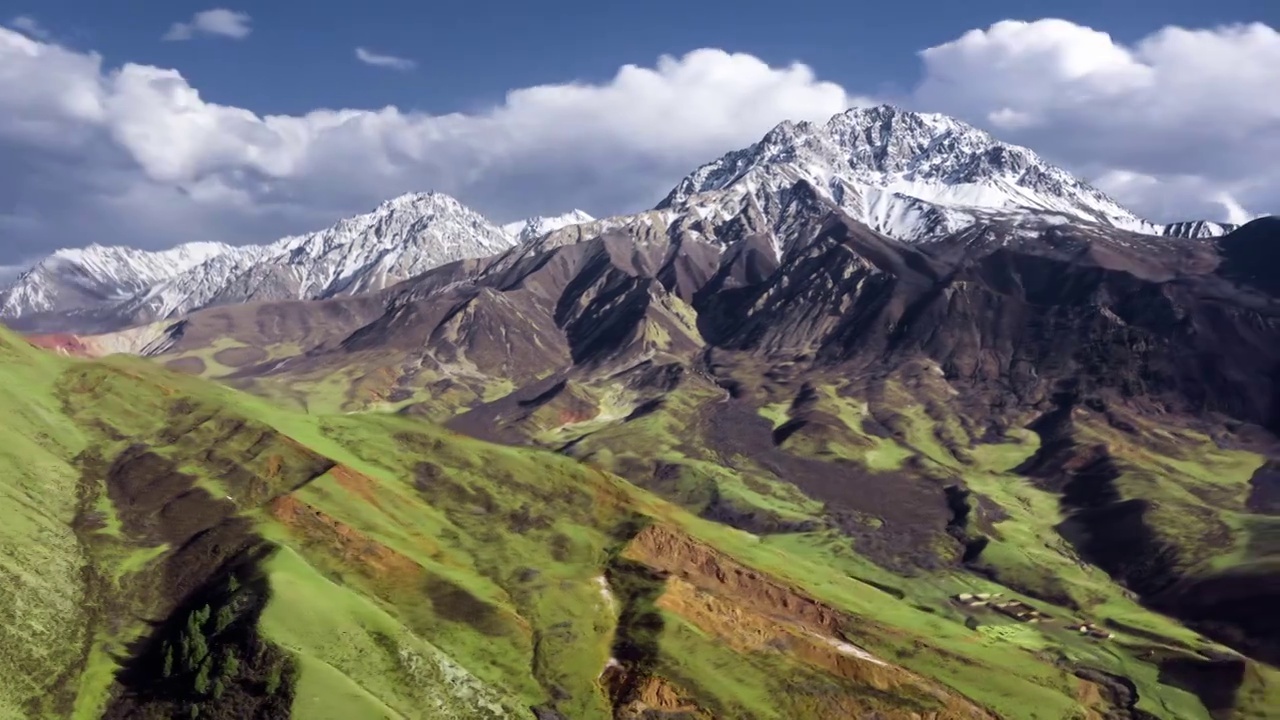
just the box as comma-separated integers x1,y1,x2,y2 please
503,209,596,242
598,656,623,680
807,631,888,666
595,575,616,614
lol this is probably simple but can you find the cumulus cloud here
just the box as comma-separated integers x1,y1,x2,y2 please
7,15,49,39
0,18,1276,268
1085,170,1263,226
0,33,863,263
914,18,1280,221
163,9,252,41
355,47,416,71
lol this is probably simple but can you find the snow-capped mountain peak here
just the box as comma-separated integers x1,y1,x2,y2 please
0,241,232,318
659,104,1231,241
275,191,509,262
129,191,516,322
503,210,597,242
0,192,515,331
48,241,230,268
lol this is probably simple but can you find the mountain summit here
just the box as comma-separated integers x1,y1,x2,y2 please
0,192,514,333
659,104,1235,240
503,210,596,243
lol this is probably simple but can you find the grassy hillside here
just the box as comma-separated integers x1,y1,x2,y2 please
3,324,1278,719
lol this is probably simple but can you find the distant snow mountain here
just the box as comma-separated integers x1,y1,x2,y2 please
503,210,596,242
0,192,514,332
1158,220,1237,239
125,192,514,321
659,104,1235,242
0,242,232,319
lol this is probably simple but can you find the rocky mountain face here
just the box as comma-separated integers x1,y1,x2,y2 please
235,188,1278,437
0,192,515,333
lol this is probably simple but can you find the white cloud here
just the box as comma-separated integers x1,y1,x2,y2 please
0,18,1276,267
355,47,416,71
1215,193,1258,226
0,34,865,262
163,9,251,41
1087,169,1266,227
913,18,1280,221
7,15,49,40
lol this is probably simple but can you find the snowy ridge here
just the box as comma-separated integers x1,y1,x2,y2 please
659,105,1233,242
503,210,596,243
0,242,231,318
123,192,514,321
0,192,514,329
1160,220,1238,239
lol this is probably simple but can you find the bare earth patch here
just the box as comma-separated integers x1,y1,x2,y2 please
212,346,269,368
164,357,207,375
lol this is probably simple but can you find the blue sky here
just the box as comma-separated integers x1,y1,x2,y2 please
0,2,1276,267
9,0,1273,115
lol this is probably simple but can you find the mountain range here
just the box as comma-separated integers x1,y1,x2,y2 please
0,105,1237,334
2,105,1278,720
0,193,522,333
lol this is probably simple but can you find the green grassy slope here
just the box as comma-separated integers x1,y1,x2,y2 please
4,324,1279,719
471,363,1280,720
0,328,92,719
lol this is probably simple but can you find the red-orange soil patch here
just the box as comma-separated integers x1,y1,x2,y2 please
268,495,420,581
330,464,386,510
26,332,96,356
